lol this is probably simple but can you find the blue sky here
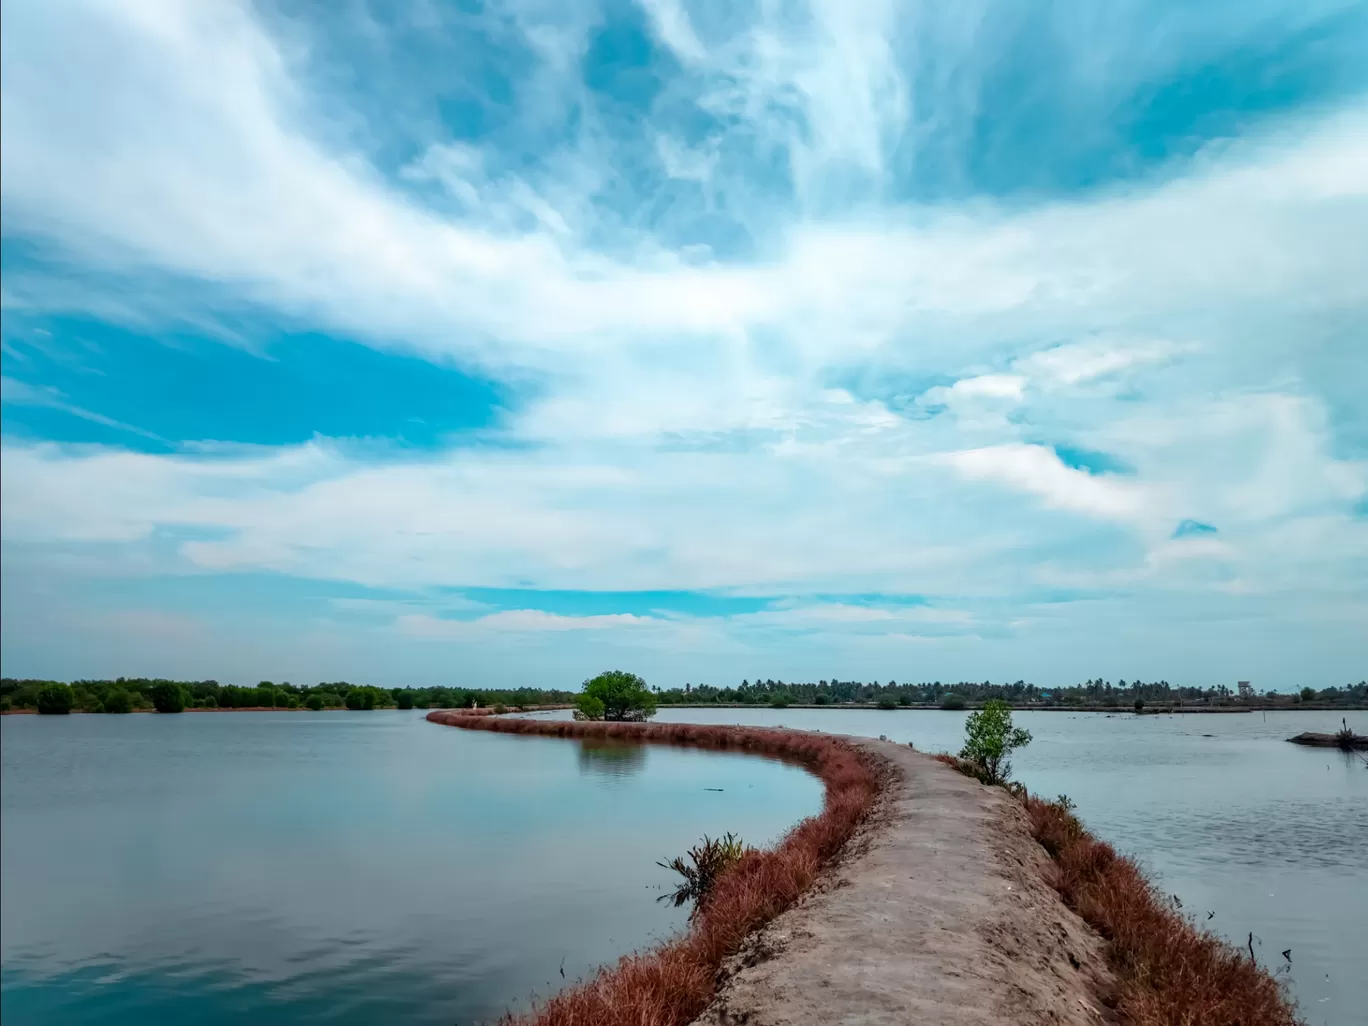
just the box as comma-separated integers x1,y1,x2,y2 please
2,0,1366,689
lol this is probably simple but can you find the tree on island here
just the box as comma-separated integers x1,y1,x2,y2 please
576,670,657,721
959,699,1032,785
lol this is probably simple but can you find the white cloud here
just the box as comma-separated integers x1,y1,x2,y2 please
1,0,1366,683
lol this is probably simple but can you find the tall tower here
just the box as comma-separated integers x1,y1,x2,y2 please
1237,680,1253,699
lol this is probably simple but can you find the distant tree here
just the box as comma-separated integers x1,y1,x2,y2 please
1300,687,1317,702
305,694,325,711
877,694,898,710
396,691,414,710
769,692,790,709
898,693,911,706
577,670,657,721
151,683,187,714
344,688,376,711
201,695,218,709
960,699,1032,785
36,684,74,715
940,693,967,711
104,690,134,714
1134,698,1145,712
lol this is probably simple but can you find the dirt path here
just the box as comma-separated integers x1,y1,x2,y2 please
691,739,1114,1026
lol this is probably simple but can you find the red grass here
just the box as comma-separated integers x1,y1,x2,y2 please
426,711,884,1026
1023,794,1303,1026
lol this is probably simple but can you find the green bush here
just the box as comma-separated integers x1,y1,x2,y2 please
36,684,74,715
658,833,751,917
103,690,134,714
1300,687,1317,702
305,694,325,711
396,691,414,710
151,682,186,713
940,693,966,710
769,692,790,709
876,694,898,710
574,695,606,720
1134,698,1145,712
201,695,218,709
344,688,376,711
813,693,830,705
577,670,656,721
959,699,1032,785
898,693,911,706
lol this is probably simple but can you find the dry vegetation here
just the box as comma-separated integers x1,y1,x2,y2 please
426,711,883,1026
934,753,1302,1026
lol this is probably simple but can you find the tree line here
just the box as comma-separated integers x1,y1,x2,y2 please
0,678,578,715
654,677,1368,708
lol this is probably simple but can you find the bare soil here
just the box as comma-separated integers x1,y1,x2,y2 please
691,739,1115,1026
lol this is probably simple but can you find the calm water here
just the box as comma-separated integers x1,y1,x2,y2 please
529,707,1362,1026
0,712,822,1025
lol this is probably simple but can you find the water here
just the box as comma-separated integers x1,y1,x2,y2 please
543,706,1361,1026
0,712,823,1025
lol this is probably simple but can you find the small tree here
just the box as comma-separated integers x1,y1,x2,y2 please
1134,697,1145,712
396,691,414,710
959,699,1032,785
151,682,186,713
940,692,966,711
36,684,74,715
1299,687,1317,702
577,670,656,721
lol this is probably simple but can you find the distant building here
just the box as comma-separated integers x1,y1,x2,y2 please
1237,681,1253,699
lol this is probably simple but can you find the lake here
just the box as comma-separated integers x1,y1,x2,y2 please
0,711,823,1025
2,708,1363,1026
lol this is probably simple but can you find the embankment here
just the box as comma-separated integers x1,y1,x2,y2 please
427,713,1301,1026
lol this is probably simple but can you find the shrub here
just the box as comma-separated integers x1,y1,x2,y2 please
0,697,11,712
898,693,911,706
1300,686,1317,702
151,682,187,713
876,694,897,710
578,670,656,721
940,692,966,710
959,699,1031,785
201,695,218,709
768,692,790,709
103,690,134,714
305,694,324,710
813,693,830,705
1134,697,1145,712
344,689,375,710
658,834,752,917
396,691,414,710
36,684,74,715
574,695,606,720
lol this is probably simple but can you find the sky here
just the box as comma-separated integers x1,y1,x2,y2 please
2,0,1366,691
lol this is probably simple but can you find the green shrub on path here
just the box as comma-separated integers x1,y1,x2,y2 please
576,670,656,721
37,684,74,715
959,699,1032,785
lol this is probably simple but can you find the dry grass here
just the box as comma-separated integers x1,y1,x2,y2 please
1023,794,1302,1026
426,712,883,1026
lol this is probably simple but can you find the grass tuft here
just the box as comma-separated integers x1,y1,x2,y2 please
1022,794,1303,1026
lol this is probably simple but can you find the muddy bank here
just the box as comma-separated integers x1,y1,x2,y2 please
1287,730,1367,749
692,740,1112,1026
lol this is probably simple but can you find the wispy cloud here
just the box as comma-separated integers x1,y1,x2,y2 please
1,0,1365,685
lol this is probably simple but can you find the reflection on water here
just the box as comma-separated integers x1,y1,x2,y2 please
0,712,822,1026
578,738,648,780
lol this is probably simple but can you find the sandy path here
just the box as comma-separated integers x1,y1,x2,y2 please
691,739,1114,1026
